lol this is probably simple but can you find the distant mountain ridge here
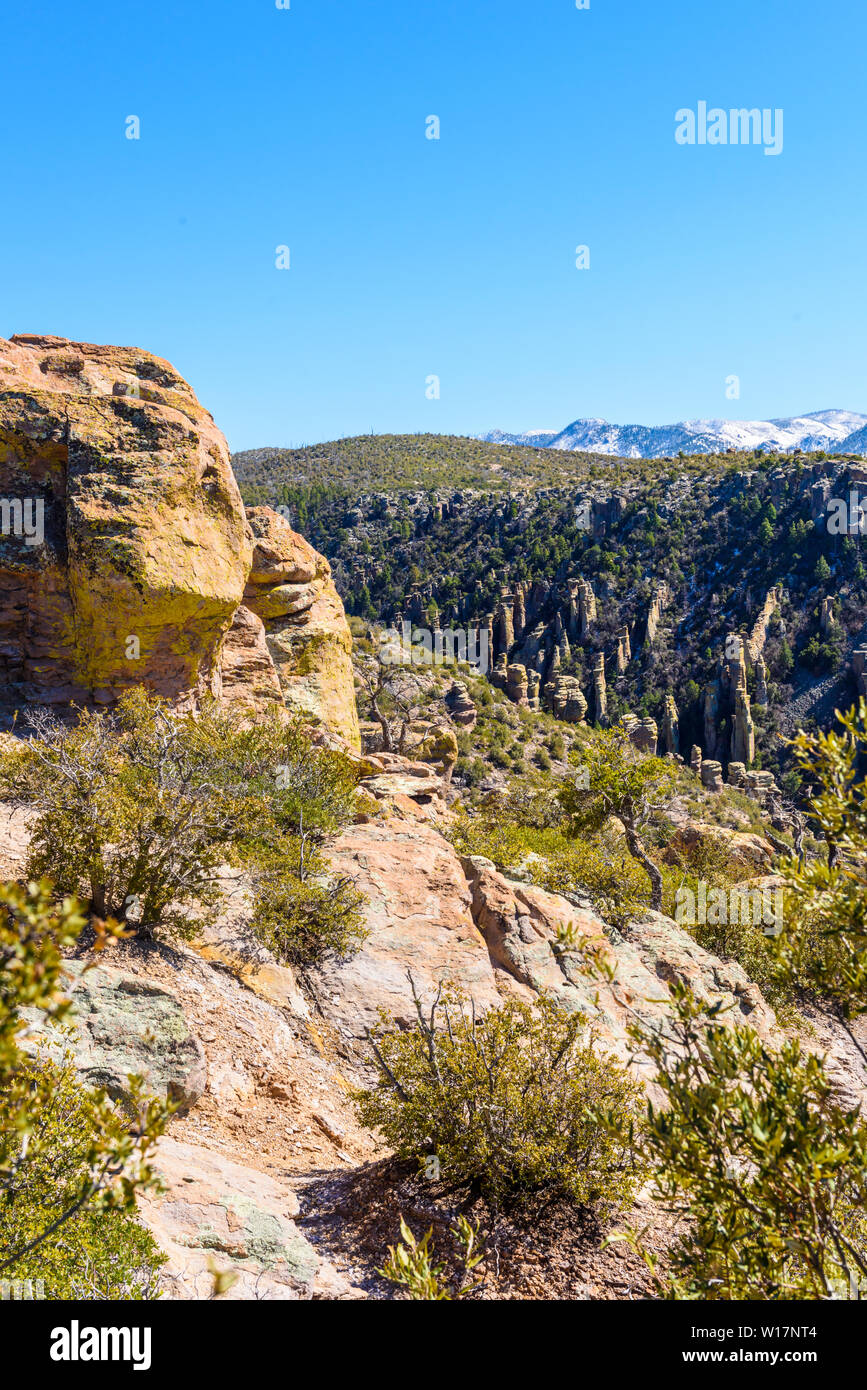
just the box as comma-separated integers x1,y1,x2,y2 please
481,410,867,459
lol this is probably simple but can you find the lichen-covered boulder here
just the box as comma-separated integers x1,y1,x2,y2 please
0,336,361,748
0,334,251,706
22,961,207,1113
138,1137,357,1299
401,720,459,781
243,507,360,748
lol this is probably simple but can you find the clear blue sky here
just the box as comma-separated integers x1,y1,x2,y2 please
2,0,865,450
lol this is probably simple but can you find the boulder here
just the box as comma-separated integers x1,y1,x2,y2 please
506,662,529,705
402,721,459,782
700,759,724,792
671,821,775,870
0,336,360,746
629,717,658,756
311,818,502,1043
217,604,284,716
138,1136,357,1300
0,334,250,707
22,961,206,1113
244,508,360,748
445,680,477,728
543,673,587,723
459,858,780,1072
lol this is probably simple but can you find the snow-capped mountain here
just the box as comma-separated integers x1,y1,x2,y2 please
480,410,867,459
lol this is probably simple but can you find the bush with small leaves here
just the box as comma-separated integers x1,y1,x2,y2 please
0,689,364,965
777,696,867,1023
379,1215,484,1300
354,984,644,1210
618,984,867,1300
0,880,169,1297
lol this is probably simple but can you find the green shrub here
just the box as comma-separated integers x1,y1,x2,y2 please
777,697,867,1021
451,806,653,927
623,985,867,1299
354,987,644,1210
246,843,366,967
1,690,364,966
1,1056,166,1298
0,881,169,1297
558,725,678,912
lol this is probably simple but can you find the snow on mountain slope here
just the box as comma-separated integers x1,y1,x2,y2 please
480,410,867,459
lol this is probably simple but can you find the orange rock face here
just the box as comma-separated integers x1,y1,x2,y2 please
241,507,360,747
0,335,359,745
0,334,251,706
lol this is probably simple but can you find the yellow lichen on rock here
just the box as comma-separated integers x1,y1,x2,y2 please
0,335,251,705
0,336,360,746
243,507,361,749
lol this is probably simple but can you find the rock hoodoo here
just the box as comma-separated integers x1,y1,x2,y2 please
0,335,359,746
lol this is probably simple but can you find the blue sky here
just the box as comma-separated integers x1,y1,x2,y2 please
2,0,865,450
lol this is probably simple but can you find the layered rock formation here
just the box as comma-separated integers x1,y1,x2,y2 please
661,694,679,756
0,335,359,746
445,680,477,728
645,582,669,650
592,652,607,722
746,586,782,665
543,673,587,723
0,334,250,707
242,508,359,745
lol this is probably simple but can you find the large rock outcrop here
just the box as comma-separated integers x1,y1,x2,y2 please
22,960,207,1113
0,334,251,706
0,335,359,747
241,507,360,746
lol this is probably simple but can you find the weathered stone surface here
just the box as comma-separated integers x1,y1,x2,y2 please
362,771,442,801
615,625,631,673
506,662,529,705
645,582,669,650
629,716,658,756
543,673,587,723
689,744,702,775
217,604,284,716
244,508,360,748
731,687,755,766
139,1136,357,1300
190,867,309,1019
592,652,607,723
460,859,780,1074
700,759,724,793
0,334,251,706
703,681,721,759
312,819,501,1041
494,592,515,656
445,680,477,728
489,652,508,690
754,653,769,706
401,721,459,782
746,587,782,664
671,821,775,870
0,337,360,748
661,694,679,756
23,961,206,1112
